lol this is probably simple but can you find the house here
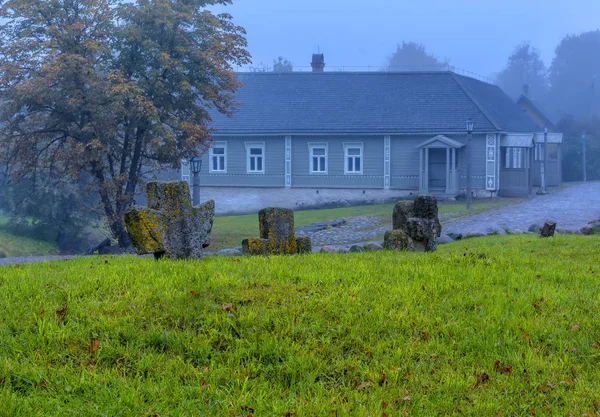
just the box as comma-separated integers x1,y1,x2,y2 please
169,63,563,214
517,93,562,188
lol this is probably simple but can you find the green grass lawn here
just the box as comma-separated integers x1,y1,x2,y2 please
0,215,59,258
1,235,599,415
210,198,523,250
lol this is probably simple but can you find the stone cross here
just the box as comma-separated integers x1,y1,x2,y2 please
383,195,442,252
242,207,312,255
125,181,215,259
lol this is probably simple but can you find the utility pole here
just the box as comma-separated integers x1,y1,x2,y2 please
537,125,548,194
582,132,587,182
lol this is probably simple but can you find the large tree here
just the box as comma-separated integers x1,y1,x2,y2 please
548,30,600,120
386,42,447,71
497,42,548,100
0,0,250,247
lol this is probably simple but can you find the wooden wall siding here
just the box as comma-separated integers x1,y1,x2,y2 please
200,174,284,187
389,136,422,177
197,136,286,187
293,175,384,189
291,136,385,177
459,175,487,189
390,176,420,190
499,169,531,197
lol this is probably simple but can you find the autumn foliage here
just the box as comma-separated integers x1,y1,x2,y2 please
0,0,250,246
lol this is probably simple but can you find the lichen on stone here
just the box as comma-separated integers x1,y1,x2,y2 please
124,181,215,260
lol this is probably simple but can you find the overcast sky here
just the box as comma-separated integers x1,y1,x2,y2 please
213,0,600,78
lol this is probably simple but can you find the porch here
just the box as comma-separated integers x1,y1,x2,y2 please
416,135,463,196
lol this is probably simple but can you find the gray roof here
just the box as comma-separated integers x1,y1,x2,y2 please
211,71,540,135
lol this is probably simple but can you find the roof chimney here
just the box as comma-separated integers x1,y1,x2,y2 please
522,84,529,97
311,53,325,72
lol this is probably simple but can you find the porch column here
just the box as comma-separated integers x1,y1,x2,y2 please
424,148,429,193
383,135,391,190
285,135,292,187
451,148,456,193
445,148,450,193
419,148,424,193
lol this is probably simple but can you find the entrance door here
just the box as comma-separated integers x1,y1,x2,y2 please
428,148,447,191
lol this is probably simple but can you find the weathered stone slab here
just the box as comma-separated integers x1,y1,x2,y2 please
540,220,556,238
242,238,267,256
392,201,414,231
383,230,414,251
243,207,311,256
296,236,312,254
125,181,214,259
384,195,441,252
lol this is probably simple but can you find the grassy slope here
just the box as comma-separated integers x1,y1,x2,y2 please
0,215,59,258
1,235,600,416
210,198,522,250
0,231,59,258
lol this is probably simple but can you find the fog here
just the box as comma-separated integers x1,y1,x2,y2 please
213,0,600,76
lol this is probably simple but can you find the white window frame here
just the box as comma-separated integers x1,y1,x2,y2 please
180,159,191,184
245,142,265,174
209,142,227,173
308,142,328,174
343,143,364,175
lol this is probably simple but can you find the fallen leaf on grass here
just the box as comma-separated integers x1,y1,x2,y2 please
56,306,68,323
381,401,388,409
190,290,199,297
284,412,295,417
241,405,254,413
222,303,234,311
200,379,207,387
475,373,489,386
523,333,531,341
382,413,388,417
501,366,512,375
529,408,536,415
593,341,599,348
88,339,101,354
570,324,580,331
357,381,373,390
494,360,501,371
402,395,411,402
0,378,4,384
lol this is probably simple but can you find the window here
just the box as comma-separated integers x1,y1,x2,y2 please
344,143,363,174
246,142,265,173
502,147,529,169
535,143,558,161
180,159,191,184
209,142,227,173
309,143,328,174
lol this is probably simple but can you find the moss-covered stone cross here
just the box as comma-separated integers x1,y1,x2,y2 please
125,181,215,259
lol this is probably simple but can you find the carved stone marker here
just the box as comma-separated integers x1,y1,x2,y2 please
125,181,215,259
383,195,442,252
540,220,556,238
242,207,312,255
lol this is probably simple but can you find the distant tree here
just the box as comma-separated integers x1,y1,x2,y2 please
557,115,600,182
0,0,250,247
249,62,270,72
497,42,548,100
386,42,447,71
273,56,293,72
0,176,96,253
548,30,600,119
